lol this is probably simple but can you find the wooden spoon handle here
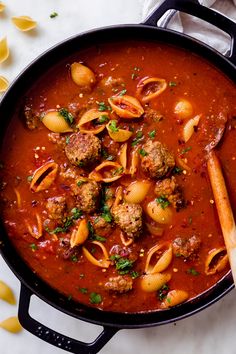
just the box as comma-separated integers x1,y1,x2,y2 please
207,150,236,282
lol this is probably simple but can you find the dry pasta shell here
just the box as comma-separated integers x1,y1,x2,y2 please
118,143,128,170
174,98,193,119
30,161,58,192
0,317,23,333
25,213,43,239
89,161,124,183
42,110,73,133
145,243,172,274
124,180,151,204
161,290,189,308
82,241,110,268
106,121,133,142
140,272,171,292
146,200,172,224
0,280,16,305
108,95,144,118
11,16,37,31
70,219,89,248
0,37,9,64
0,3,5,12
137,77,167,103
0,76,9,92
183,114,201,142
77,109,108,134
205,247,228,275
71,62,96,87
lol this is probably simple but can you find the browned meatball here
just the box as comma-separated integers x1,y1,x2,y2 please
65,132,101,167
172,235,201,259
93,215,113,237
46,196,66,220
71,180,100,214
112,202,142,238
104,275,133,293
140,140,175,179
154,176,185,210
143,107,164,122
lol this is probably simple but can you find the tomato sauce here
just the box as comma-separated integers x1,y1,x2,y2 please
1,40,236,312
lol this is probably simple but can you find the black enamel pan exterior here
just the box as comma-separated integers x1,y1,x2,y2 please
0,0,236,353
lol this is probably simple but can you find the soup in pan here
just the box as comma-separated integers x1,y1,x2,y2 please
1,40,236,312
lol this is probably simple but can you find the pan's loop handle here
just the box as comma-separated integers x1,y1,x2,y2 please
142,0,236,66
18,284,119,354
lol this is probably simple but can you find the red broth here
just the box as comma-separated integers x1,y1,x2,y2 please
1,40,236,312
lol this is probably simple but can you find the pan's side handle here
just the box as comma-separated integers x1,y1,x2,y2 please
142,0,236,65
18,284,119,354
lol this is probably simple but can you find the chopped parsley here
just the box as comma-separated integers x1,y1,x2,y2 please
131,131,143,146
97,114,109,124
101,204,113,223
71,255,78,263
50,12,58,18
110,255,134,275
130,271,140,279
181,146,192,155
59,108,74,125
158,284,169,301
156,196,170,209
108,120,119,133
27,175,33,182
77,179,86,187
187,268,200,276
87,221,106,242
101,148,114,161
30,243,37,251
65,136,70,145
112,166,124,176
148,130,156,139
67,295,72,301
139,148,148,157
172,166,183,175
45,208,82,234
97,101,110,112
131,66,141,80
118,89,127,96
79,287,88,294
169,81,177,87
90,292,102,304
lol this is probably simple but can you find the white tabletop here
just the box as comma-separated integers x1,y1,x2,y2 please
1,1,236,353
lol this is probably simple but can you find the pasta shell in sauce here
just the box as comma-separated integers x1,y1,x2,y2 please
145,243,173,274
0,280,16,305
118,143,128,170
106,121,133,142
77,109,108,134
129,147,139,177
42,110,73,133
30,161,58,192
25,213,43,239
183,114,201,142
0,37,9,63
11,16,37,31
70,219,89,248
174,98,193,119
161,290,189,308
82,241,110,268
0,317,23,333
89,161,124,183
205,247,229,275
108,95,144,118
124,180,151,204
146,200,172,224
71,62,96,88
140,272,171,292
136,77,167,103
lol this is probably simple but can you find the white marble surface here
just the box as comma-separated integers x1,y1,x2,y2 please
1,0,236,353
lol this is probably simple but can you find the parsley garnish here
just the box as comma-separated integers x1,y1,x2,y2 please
45,208,82,234
50,12,58,18
156,196,170,209
79,287,88,294
112,166,123,176
59,108,74,125
131,131,143,146
97,101,110,112
87,221,106,242
27,175,33,182
101,148,114,161
90,292,102,304
169,81,177,87
181,146,192,154
101,204,113,223
30,243,37,251
158,284,169,301
172,166,183,175
67,295,72,301
139,148,148,157
110,255,134,275
77,179,86,187
108,120,119,133
130,271,140,279
148,130,156,139
118,89,127,96
71,255,78,262
65,136,70,145
97,114,109,124
187,268,200,276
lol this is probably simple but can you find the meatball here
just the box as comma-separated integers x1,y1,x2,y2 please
72,180,100,214
65,132,101,167
172,235,201,259
140,140,175,179
143,107,164,122
104,275,133,293
46,196,66,220
112,202,142,238
93,215,113,237
155,176,185,210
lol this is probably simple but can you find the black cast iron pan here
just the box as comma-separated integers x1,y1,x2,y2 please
0,0,236,353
